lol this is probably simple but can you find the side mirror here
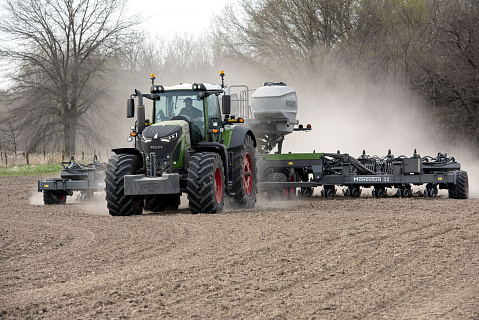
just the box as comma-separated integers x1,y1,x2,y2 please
127,98,135,118
222,95,231,115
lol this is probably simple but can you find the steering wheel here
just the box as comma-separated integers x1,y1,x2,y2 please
171,115,190,122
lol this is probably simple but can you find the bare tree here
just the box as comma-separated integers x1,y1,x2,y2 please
116,32,217,89
213,0,356,83
415,0,479,151
0,0,138,155
0,115,17,156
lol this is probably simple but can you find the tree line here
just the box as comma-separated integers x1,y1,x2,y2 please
0,0,477,157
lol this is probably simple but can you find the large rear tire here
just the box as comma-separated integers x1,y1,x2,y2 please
231,135,257,208
448,170,469,199
187,152,225,213
105,154,143,216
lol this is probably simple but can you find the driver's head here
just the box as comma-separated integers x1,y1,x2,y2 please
184,97,193,108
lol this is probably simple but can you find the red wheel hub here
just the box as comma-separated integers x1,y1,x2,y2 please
243,152,253,195
214,166,223,203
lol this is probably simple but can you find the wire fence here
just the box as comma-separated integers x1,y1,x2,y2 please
0,150,110,167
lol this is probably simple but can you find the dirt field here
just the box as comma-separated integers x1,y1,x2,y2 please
1,175,479,319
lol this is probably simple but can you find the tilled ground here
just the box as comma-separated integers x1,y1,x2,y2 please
1,175,479,319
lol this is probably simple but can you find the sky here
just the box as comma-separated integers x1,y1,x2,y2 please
133,0,233,38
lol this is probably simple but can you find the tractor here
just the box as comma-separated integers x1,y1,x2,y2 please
105,72,257,215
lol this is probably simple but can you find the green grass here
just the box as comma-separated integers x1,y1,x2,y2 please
0,164,63,177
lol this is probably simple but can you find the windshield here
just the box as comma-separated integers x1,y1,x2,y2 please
154,91,204,123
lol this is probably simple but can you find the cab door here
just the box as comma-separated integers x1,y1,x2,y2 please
206,94,222,142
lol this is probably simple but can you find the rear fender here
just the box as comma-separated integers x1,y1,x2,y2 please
227,125,256,149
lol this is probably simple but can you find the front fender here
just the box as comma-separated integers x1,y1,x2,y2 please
111,148,145,170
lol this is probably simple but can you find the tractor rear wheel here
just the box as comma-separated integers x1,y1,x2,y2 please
145,194,180,212
187,152,225,213
231,135,257,208
105,154,143,216
448,170,468,199
43,190,67,205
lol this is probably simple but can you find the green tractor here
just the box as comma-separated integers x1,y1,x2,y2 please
105,72,257,215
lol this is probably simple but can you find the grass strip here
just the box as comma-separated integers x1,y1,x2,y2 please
0,164,62,177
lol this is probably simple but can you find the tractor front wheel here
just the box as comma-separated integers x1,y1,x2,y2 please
105,154,143,216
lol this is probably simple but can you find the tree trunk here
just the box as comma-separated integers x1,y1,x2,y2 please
63,116,77,156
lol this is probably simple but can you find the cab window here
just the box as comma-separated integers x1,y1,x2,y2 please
206,94,220,120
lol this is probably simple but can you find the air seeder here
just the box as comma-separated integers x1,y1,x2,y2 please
227,82,469,200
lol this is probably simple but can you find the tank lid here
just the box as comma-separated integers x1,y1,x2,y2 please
263,81,287,86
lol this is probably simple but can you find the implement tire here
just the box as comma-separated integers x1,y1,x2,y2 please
105,154,143,216
145,195,180,212
187,152,225,214
448,170,469,199
43,190,67,205
265,172,288,201
231,135,257,208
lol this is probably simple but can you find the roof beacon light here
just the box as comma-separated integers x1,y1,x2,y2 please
220,70,225,88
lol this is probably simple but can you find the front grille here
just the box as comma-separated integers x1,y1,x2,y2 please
142,125,182,161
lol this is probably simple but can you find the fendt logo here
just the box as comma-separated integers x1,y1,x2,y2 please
286,100,296,108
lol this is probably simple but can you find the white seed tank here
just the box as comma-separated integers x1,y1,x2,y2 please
252,82,298,121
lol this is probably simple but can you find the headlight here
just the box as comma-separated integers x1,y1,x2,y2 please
160,132,178,142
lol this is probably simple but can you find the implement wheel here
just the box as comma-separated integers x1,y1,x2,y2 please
43,190,67,205
230,135,257,208
187,152,225,213
265,172,288,201
448,170,469,199
299,187,313,198
105,154,143,216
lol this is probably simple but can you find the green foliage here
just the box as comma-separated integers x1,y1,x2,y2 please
0,164,62,177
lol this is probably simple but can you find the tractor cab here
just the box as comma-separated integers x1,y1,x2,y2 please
150,83,225,144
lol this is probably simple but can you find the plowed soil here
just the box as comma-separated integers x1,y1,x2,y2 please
1,175,479,319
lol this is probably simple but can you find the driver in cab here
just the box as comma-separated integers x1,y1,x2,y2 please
179,97,202,121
